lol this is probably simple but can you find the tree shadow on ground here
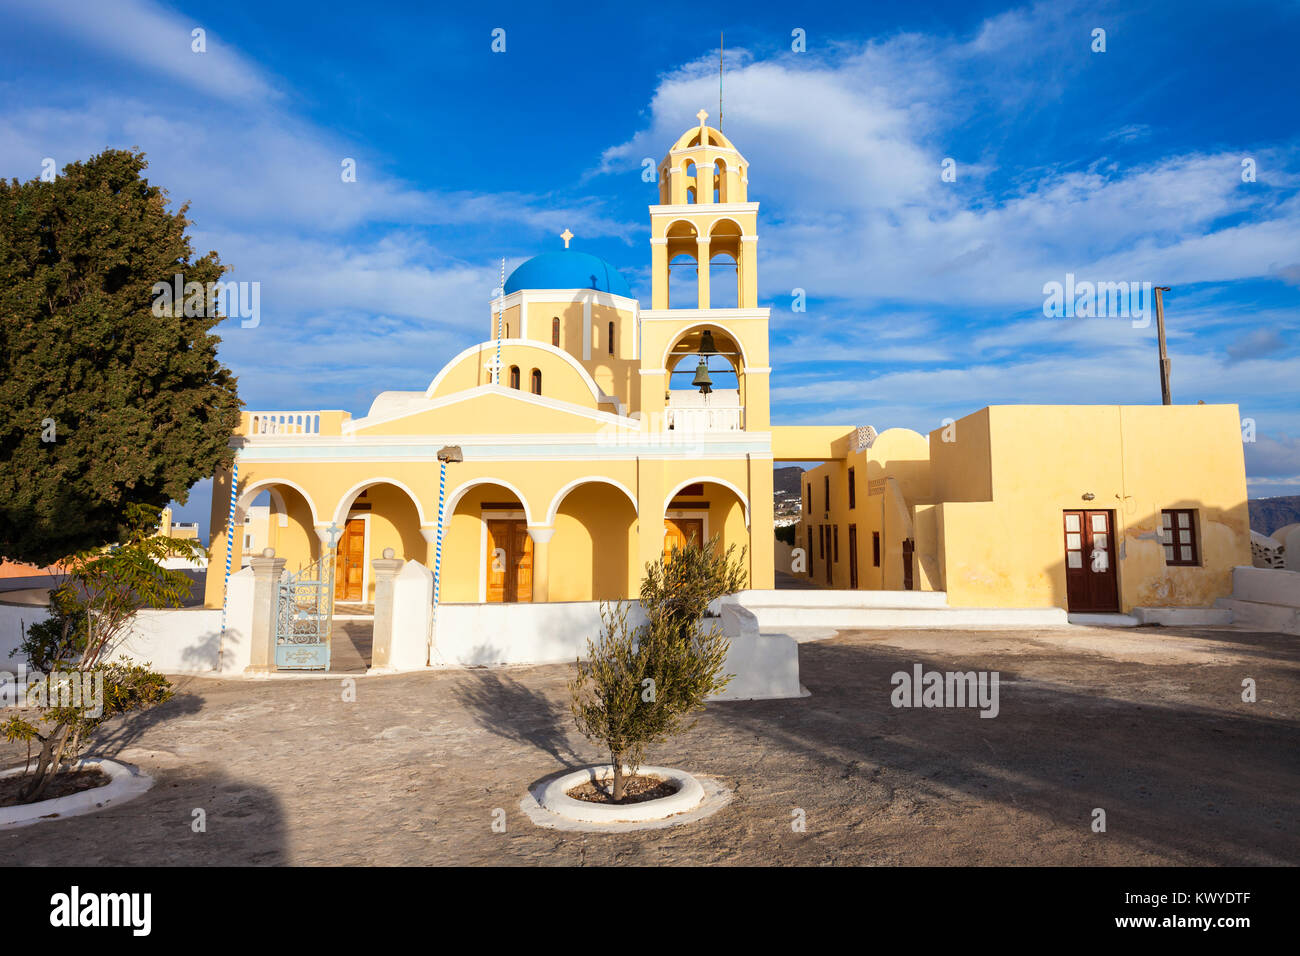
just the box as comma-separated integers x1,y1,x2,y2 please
706,632,1300,865
91,687,205,756
451,669,584,769
0,764,289,865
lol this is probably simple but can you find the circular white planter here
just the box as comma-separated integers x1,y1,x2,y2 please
540,765,705,825
0,758,152,829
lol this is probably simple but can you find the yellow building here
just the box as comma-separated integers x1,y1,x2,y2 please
205,113,778,607
158,507,199,542
792,406,1252,614
202,114,1252,618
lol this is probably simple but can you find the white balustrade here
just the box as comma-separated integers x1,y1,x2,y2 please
664,405,745,432
247,412,322,435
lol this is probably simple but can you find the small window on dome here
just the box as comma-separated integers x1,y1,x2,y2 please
509,365,520,390
552,317,560,346
608,321,615,354
530,369,542,394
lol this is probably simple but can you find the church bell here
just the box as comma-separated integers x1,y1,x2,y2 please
692,357,713,394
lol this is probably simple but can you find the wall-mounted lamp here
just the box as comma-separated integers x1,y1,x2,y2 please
1082,492,1096,501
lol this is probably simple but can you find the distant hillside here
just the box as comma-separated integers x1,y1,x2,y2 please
1250,496,1300,536
774,466,804,497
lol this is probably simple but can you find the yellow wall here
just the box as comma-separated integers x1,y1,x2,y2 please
551,483,639,601
792,406,1250,612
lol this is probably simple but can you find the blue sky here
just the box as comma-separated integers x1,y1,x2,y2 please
2,0,1297,538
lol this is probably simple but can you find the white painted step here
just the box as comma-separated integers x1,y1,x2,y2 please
1131,606,1234,627
1068,613,1141,627
1214,598,1300,635
746,604,1067,630
740,588,951,609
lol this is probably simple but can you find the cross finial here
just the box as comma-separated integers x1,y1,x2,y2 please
560,228,573,249
696,109,709,126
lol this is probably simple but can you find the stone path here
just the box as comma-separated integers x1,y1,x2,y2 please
2,624,1295,865
328,621,373,674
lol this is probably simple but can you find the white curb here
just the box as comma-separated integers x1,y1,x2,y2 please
539,765,703,824
0,758,153,829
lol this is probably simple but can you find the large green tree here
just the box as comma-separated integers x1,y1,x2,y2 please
0,149,241,565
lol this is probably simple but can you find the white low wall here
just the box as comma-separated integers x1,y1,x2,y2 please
1230,566,1300,608
729,588,1067,629
434,600,649,667
1215,565,1300,635
0,567,255,677
0,603,50,670
712,599,801,700
432,596,803,700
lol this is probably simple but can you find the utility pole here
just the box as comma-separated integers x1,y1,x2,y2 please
1153,286,1172,405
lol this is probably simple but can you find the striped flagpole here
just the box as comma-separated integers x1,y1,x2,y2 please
433,459,447,608
494,257,504,384
219,459,239,667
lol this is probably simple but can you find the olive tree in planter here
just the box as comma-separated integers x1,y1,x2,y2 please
569,536,747,803
2,504,201,804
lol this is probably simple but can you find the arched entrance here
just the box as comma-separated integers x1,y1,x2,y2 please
546,479,639,600
662,478,751,581
330,479,426,604
443,480,535,603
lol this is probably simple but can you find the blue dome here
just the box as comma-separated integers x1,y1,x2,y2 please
504,250,632,298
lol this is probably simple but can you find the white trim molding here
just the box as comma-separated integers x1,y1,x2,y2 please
650,202,758,216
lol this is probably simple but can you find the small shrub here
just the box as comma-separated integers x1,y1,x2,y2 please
2,503,197,803
569,535,746,802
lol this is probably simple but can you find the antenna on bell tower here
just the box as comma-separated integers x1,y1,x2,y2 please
719,31,724,130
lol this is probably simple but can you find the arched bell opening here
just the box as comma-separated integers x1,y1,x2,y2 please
663,326,745,432
664,219,701,309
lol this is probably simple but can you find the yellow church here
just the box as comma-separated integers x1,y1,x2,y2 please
203,113,1252,620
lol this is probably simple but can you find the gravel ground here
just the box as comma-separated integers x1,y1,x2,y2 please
2,623,1295,866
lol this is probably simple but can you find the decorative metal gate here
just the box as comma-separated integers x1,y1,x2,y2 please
275,552,335,670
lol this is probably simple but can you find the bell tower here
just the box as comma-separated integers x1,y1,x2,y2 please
638,111,770,432
649,109,758,310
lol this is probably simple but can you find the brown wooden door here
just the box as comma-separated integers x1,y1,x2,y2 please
902,537,915,591
824,525,832,584
663,517,703,561
334,518,365,601
1063,510,1119,612
848,525,859,589
486,519,533,603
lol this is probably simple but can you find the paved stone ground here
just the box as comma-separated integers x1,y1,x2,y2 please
2,624,1295,865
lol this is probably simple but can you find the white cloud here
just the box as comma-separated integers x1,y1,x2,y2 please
0,0,279,103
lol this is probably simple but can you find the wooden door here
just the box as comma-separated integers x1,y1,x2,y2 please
902,537,915,591
511,521,533,603
663,517,703,561
486,519,533,603
1063,510,1118,612
848,525,859,589
824,526,832,584
334,518,365,601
